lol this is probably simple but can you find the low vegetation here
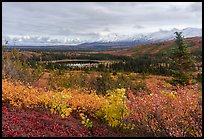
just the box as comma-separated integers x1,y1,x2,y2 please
2,33,202,137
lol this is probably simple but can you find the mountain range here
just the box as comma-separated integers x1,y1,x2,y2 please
78,27,202,49
98,36,202,57
4,27,202,51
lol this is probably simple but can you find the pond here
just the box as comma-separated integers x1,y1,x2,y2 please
54,60,101,67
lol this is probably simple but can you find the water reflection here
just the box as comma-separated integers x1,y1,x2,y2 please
66,63,100,67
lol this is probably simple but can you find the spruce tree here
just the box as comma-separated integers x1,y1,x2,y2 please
168,32,196,86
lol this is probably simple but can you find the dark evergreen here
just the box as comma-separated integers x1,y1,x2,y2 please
167,32,196,86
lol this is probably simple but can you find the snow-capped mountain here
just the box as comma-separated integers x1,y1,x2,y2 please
95,27,202,43
181,27,202,38
147,27,202,41
3,27,202,48
79,27,202,48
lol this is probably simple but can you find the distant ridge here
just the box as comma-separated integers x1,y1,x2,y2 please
4,27,202,51
99,36,202,57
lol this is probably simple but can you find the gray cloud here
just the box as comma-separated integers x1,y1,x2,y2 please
133,25,144,29
188,2,202,12
103,27,111,32
2,2,202,44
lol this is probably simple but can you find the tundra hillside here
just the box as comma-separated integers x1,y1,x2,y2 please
2,33,202,137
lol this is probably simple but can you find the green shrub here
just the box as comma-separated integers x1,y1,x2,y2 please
2,48,43,83
96,72,112,95
196,73,202,83
96,88,134,130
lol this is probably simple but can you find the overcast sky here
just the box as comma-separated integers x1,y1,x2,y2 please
2,2,202,44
